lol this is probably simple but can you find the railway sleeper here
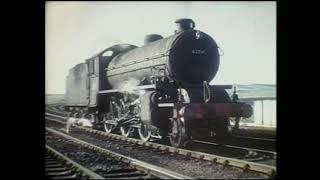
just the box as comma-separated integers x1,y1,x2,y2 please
46,170,74,176
49,175,78,179
102,168,146,178
45,161,62,165
104,175,152,180
45,167,69,172
130,146,153,151
46,164,64,168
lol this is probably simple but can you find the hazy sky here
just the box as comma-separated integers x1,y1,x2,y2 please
46,1,276,94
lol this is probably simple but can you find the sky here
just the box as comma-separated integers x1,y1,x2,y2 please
46,1,276,94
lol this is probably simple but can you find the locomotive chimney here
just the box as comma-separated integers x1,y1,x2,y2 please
174,18,195,33
144,34,163,45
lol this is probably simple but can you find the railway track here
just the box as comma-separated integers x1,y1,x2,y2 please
227,135,275,151
45,110,276,164
190,134,276,158
45,123,271,179
46,128,191,179
232,126,276,139
46,104,70,117
45,111,276,178
187,126,275,151
189,140,275,166
45,145,104,179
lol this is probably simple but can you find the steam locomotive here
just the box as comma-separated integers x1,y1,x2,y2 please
64,18,253,147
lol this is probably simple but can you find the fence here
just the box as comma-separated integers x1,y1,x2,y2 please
238,97,276,127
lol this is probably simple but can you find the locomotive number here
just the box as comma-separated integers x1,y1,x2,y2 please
192,49,205,54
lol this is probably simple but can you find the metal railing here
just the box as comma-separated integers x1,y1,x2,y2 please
239,97,276,127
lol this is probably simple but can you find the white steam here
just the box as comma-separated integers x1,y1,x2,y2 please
115,78,140,94
115,78,146,98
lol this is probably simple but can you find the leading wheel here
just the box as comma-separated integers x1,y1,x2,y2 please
104,123,115,134
138,123,151,142
169,118,188,148
120,126,134,137
103,116,116,134
104,100,119,134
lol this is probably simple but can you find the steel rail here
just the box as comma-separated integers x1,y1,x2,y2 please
46,115,276,162
45,113,67,120
45,111,276,176
46,144,104,179
46,127,193,179
46,113,276,157
191,139,276,157
232,135,276,142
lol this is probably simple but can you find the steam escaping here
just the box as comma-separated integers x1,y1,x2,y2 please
115,78,146,109
115,78,146,95
112,78,147,115
115,78,140,94
66,117,93,133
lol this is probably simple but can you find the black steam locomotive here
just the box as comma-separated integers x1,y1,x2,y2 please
65,19,253,147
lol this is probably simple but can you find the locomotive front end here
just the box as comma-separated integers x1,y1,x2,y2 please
166,85,254,147
168,19,220,85
164,19,254,147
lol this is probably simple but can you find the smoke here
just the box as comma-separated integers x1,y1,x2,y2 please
115,78,146,98
116,78,140,93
